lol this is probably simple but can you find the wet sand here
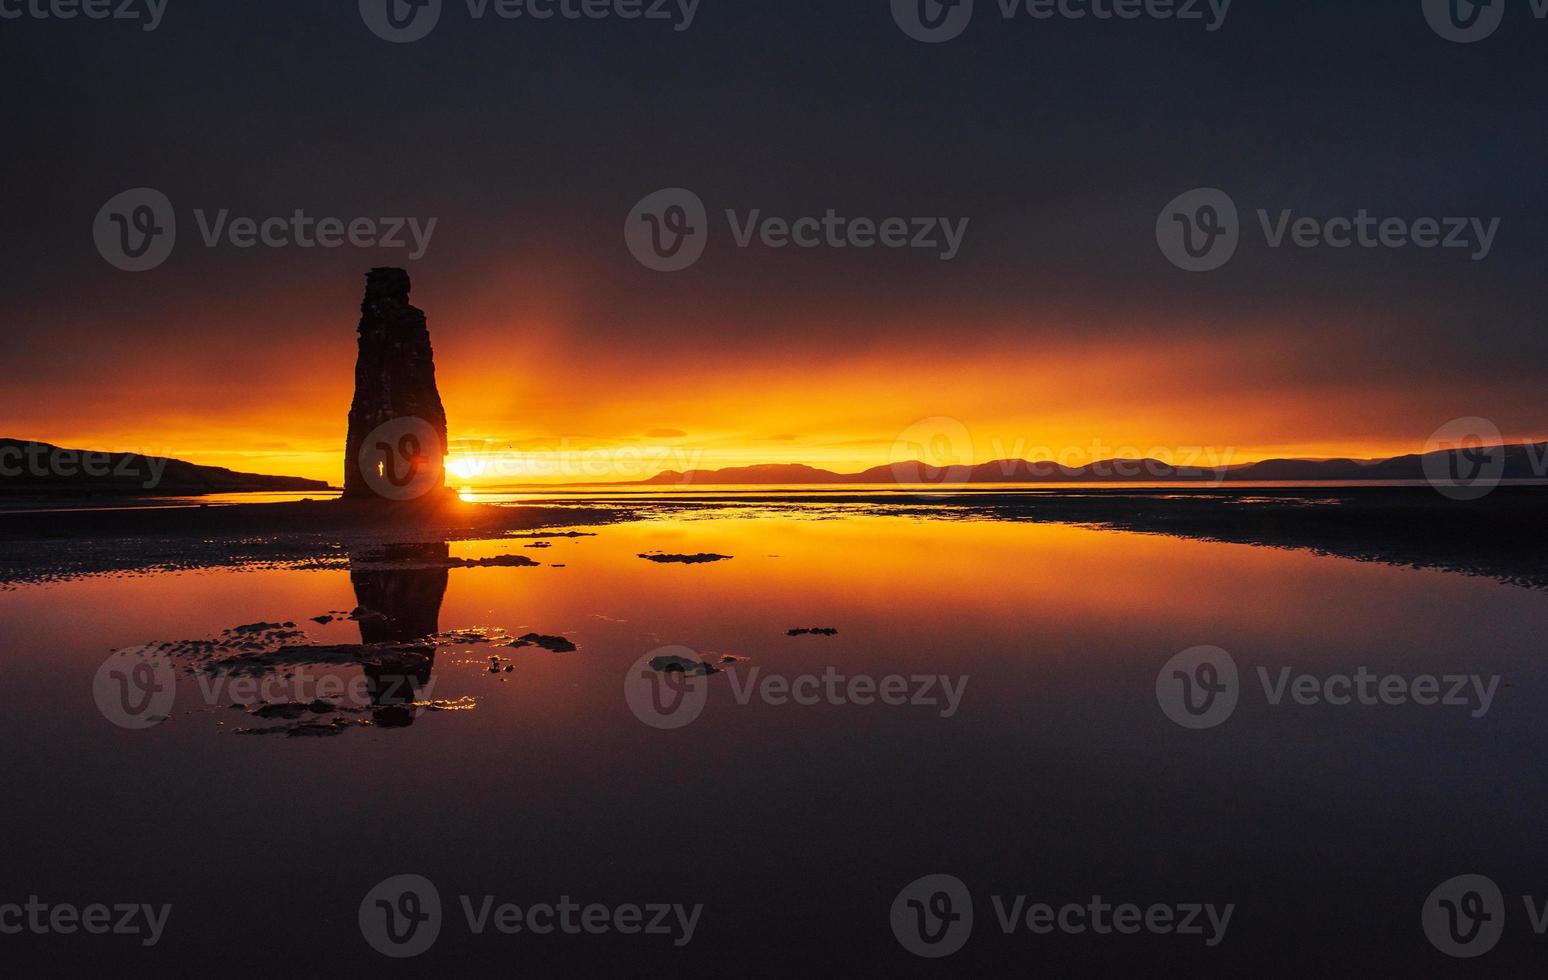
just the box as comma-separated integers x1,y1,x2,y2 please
0,497,625,586
1,486,1543,589
556,485,1548,590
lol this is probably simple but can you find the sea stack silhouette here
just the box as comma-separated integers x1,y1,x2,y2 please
342,268,450,501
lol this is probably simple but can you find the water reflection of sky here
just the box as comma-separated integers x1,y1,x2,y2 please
3,515,1546,974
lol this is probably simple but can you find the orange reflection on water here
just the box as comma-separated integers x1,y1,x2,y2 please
434,514,1522,683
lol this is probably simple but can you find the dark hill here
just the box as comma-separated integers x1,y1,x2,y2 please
0,439,331,496
638,444,1548,485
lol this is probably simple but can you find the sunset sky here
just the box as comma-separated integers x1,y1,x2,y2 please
3,2,1544,484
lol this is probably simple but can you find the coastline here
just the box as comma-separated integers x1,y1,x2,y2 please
2,486,1543,590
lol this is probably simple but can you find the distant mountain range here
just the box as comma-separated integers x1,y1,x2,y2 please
0,440,331,495
635,444,1548,485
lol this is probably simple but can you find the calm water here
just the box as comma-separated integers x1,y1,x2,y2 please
2,511,1544,976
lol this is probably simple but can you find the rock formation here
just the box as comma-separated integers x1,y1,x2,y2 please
342,268,449,499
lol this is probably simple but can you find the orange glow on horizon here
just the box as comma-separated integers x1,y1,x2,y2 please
12,300,1544,487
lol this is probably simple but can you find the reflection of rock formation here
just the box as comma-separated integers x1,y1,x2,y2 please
342,268,449,499
352,542,449,641
350,541,449,726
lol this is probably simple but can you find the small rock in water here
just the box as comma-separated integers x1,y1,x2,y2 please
638,553,733,564
648,655,721,676
508,633,577,653
445,554,541,568
236,718,369,738
248,699,336,719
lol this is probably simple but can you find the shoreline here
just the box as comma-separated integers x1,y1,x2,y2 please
1,487,1543,590
0,498,626,587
